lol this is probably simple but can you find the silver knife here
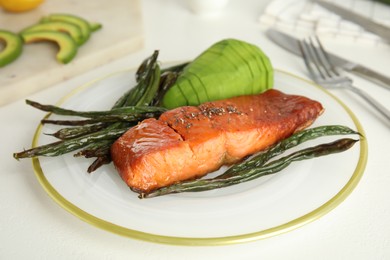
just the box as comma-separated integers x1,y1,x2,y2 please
266,29,390,90
313,0,390,42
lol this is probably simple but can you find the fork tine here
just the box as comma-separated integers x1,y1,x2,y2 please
304,39,321,77
299,39,325,81
300,36,390,122
310,36,339,77
298,40,316,79
309,36,353,86
307,37,332,79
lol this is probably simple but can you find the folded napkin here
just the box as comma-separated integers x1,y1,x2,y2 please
259,0,390,46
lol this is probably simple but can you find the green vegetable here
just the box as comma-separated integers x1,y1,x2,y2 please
73,139,113,158
2,14,100,65
217,125,359,179
48,123,107,140
161,38,274,108
13,44,359,196
88,22,102,32
118,51,161,107
21,31,78,64
141,137,359,198
13,51,163,172
40,14,93,45
21,21,84,46
0,30,23,67
14,125,128,158
26,99,167,122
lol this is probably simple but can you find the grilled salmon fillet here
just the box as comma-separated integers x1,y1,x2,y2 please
111,89,324,193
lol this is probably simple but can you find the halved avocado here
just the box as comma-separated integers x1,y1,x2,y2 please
0,30,23,67
21,31,78,64
40,14,92,45
21,21,84,46
162,39,274,108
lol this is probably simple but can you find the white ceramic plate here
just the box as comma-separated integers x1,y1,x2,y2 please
32,68,367,246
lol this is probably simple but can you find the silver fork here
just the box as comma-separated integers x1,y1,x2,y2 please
298,36,390,122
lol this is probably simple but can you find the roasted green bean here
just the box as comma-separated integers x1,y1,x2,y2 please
217,125,359,179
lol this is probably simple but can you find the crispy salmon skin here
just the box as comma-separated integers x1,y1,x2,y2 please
111,89,324,193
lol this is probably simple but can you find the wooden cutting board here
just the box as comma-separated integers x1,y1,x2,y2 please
0,0,144,106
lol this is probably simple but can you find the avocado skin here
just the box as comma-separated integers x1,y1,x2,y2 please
0,30,23,67
21,31,78,64
21,21,84,46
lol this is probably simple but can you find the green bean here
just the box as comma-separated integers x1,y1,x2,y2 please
135,64,161,106
114,51,161,107
13,126,129,159
216,125,359,179
87,155,111,173
135,51,158,82
124,81,148,107
39,107,165,125
41,117,140,125
73,139,113,158
127,51,160,106
140,138,359,198
112,88,132,109
41,119,99,126
26,100,167,119
47,123,108,140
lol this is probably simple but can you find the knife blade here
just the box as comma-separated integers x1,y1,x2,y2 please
313,0,390,42
266,29,390,90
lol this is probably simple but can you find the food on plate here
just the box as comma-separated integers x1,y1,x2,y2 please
162,39,273,108
0,30,23,67
111,89,324,193
13,42,361,198
21,21,84,46
21,31,78,64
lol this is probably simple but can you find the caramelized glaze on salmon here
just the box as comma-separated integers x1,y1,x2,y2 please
111,89,324,193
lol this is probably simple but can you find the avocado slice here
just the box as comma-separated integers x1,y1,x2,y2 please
21,31,78,64
21,21,84,46
40,14,92,45
0,30,23,67
89,22,102,32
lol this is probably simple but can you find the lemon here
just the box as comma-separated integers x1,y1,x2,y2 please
0,0,44,12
